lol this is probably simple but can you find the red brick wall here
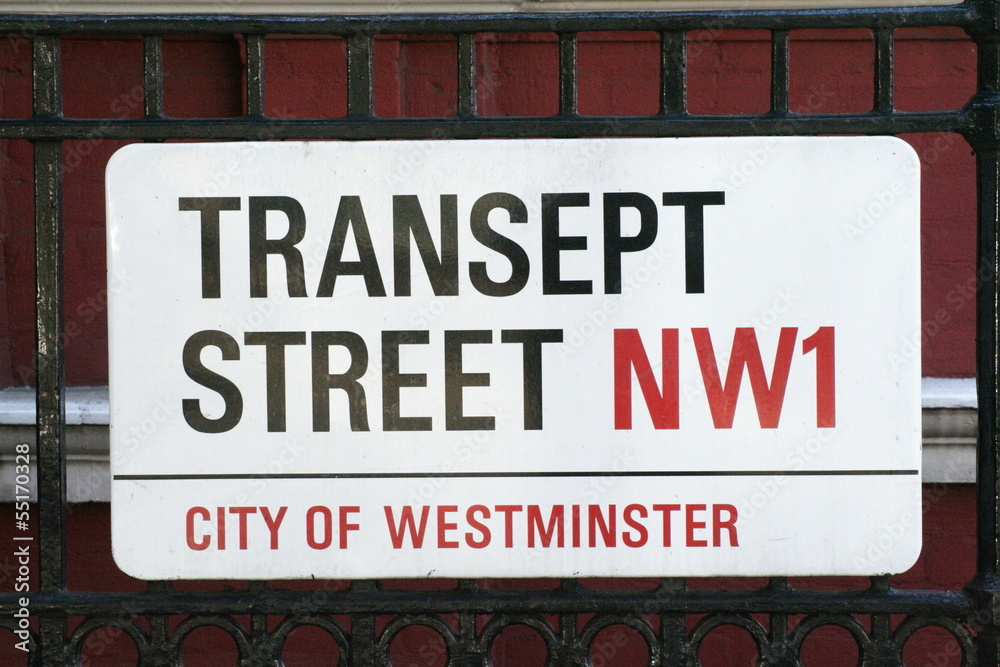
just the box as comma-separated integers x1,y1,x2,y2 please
0,27,981,386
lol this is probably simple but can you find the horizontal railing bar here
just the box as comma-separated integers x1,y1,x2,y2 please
0,5,977,35
0,588,975,617
0,111,970,140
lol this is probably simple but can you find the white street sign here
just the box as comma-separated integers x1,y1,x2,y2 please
107,137,921,579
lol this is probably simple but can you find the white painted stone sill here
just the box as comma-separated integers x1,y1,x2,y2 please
0,378,981,502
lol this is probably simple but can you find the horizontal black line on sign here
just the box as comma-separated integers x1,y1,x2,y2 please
114,470,919,481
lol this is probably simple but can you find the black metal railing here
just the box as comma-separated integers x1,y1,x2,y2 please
0,1,996,664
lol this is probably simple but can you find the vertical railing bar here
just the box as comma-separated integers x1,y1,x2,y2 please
767,577,791,663
559,611,577,663
771,29,790,114
142,35,164,118
349,580,377,666
874,27,894,113
34,140,66,663
32,32,66,667
560,609,578,662
33,36,60,119
867,576,893,663
970,2,1000,663
976,169,1000,651
555,579,583,663
248,581,270,662
657,578,687,665
245,34,265,117
660,31,686,115
145,581,171,667
559,32,578,116
457,33,477,117
454,579,483,665
346,32,374,118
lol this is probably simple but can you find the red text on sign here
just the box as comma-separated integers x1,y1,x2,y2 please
382,503,738,550
614,327,835,430
185,506,287,550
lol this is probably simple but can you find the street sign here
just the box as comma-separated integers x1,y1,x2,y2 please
107,137,921,579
